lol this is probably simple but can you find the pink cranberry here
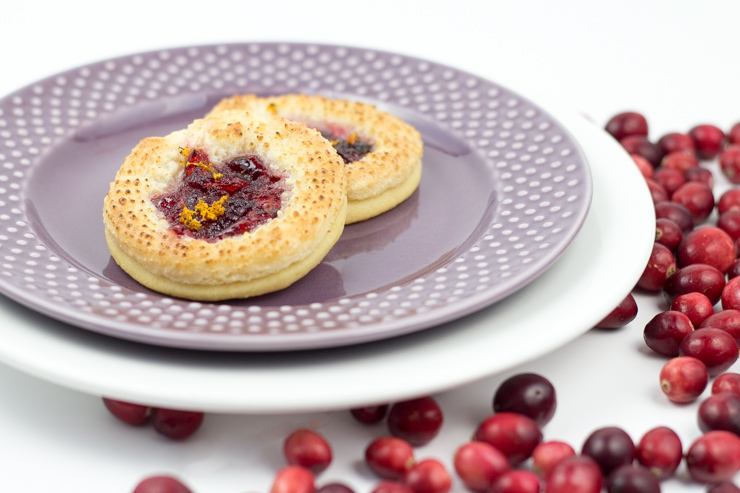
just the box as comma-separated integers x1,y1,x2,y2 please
719,189,740,214
365,437,415,480
676,227,735,273
655,200,694,233
655,218,683,251
729,123,740,146
713,373,740,396
605,112,649,141
659,356,708,403
488,470,540,493
723,276,740,310
387,397,443,446
685,430,740,483
643,310,694,357
284,429,332,474
670,292,714,327
102,398,152,426
151,408,204,441
595,293,638,329
473,412,543,465
685,166,715,188
453,441,510,492
661,151,699,175
635,426,683,480
689,124,726,160
720,145,740,184
653,167,685,196
671,182,715,224
679,327,739,376
698,392,740,435
663,263,726,306
492,373,556,426
645,178,668,203
403,459,451,493
621,135,664,168
700,310,740,346
132,475,193,493
631,154,654,179
545,455,603,493
581,426,635,476
270,465,316,493
350,405,389,424
531,440,575,477
637,243,676,292
708,481,740,493
371,482,414,493
658,132,697,156
604,464,660,493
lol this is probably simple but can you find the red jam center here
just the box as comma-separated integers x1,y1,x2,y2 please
153,149,286,241
320,131,372,163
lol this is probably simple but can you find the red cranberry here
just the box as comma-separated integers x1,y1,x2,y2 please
606,112,649,141
655,218,683,251
655,200,694,233
685,430,740,483
387,397,443,446
661,151,699,175
473,412,543,465
631,154,653,179
621,135,664,168
671,182,715,224
488,470,540,493
604,464,660,493
720,145,740,184
723,276,740,310
708,481,740,493
685,166,715,188
729,123,740,146
659,356,708,403
531,440,575,477
698,392,740,435
545,455,603,493
719,189,740,214
718,209,740,241
729,260,740,280
637,243,676,292
595,293,638,329
403,459,451,493
365,437,415,480
102,398,152,426
658,132,697,156
700,310,740,346
453,441,510,492
284,429,333,474
677,227,735,273
653,167,685,196
679,327,739,377
492,373,557,426
371,482,414,493
316,484,355,493
643,310,694,357
270,465,316,493
663,263,726,306
151,408,204,440
351,405,389,424
713,373,740,396
670,292,714,327
635,426,683,480
132,475,193,493
581,426,636,476
690,124,726,160
645,178,668,203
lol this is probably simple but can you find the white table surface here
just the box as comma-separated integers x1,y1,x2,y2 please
2,1,740,492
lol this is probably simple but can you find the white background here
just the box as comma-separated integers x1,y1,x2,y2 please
1,1,740,492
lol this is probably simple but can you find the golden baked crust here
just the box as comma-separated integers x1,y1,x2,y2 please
102,109,347,300
208,94,423,223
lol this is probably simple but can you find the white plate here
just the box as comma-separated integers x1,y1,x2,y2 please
0,112,654,413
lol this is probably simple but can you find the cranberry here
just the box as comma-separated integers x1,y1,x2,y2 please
581,426,635,476
637,243,676,292
284,429,333,474
661,151,699,175
719,189,740,214
643,310,694,357
658,132,697,156
132,475,193,493
488,470,540,493
659,356,708,403
350,405,389,424
730,123,740,146
595,293,639,329
631,154,654,179
729,260,740,280
670,292,714,327
102,398,152,426
473,412,543,465
531,440,575,477
270,465,316,493
453,441,510,492
655,218,683,251
677,227,735,274
365,437,415,480
698,392,740,435
685,430,740,483
700,310,740,346
606,112,649,141
151,408,204,440
685,166,715,188
708,481,740,493
720,145,740,184
635,426,683,480
723,276,740,310
545,455,603,493
403,459,451,493
371,482,414,493
605,464,660,493
679,327,739,376
621,135,664,168
713,373,740,396
316,484,355,493
671,182,715,224
645,178,668,203
387,397,443,446
492,373,556,426
653,167,685,196
718,209,740,241
690,124,726,160
663,263,726,305
655,200,694,233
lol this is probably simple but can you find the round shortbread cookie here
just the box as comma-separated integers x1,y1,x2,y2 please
102,109,347,301
207,94,423,224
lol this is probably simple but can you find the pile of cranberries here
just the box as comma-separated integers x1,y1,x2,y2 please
112,111,740,492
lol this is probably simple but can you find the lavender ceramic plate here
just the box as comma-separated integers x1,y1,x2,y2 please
0,43,591,351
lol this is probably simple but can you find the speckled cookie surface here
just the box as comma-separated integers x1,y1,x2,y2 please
208,94,423,223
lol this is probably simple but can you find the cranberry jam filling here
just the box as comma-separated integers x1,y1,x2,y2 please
320,130,373,163
153,148,286,241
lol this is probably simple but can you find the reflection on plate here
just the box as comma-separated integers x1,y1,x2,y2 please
0,43,591,350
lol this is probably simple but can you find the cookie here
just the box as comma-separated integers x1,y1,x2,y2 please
103,109,347,301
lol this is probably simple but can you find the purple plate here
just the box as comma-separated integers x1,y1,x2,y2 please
0,43,591,351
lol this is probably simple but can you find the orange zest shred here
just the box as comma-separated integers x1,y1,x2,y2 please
180,195,229,231
346,132,357,145
179,146,222,179
266,103,277,115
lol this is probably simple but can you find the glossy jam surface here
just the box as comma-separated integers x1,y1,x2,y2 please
153,149,285,241
321,131,372,163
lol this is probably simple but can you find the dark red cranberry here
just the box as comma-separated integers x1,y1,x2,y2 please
713,373,740,396
474,412,543,465
635,426,683,480
643,310,694,357
151,408,204,440
453,441,510,492
283,429,332,474
729,260,740,280
605,464,660,493
663,263,726,305
655,218,683,251
719,189,740,215
655,200,694,233
730,123,740,146
132,475,193,493
659,356,708,403
679,327,739,376
671,182,715,224
685,430,740,483
531,440,575,477
645,178,668,203
661,151,699,175
723,276,740,310
677,227,736,273
316,483,355,493
581,426,636,476
621,135,664,168
685,166,715,188
403,459,451,493
670,292,714,327
270,465,315,493
718,209,740,241
690,124,726,160
637,243,676,292
606,112,649,141
370,481,414,493
707,481,740,493
658,132,697,156
630,154,653,179
387,397,443,446
350,405,389,424
653,167,685,196
365,437,415,480
489,470,540,493
595,293,638,329
492,373,557,426
720,145,740,184
698,392,740,435
700,310,740,346
546,455,603,493
102,398,152,426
